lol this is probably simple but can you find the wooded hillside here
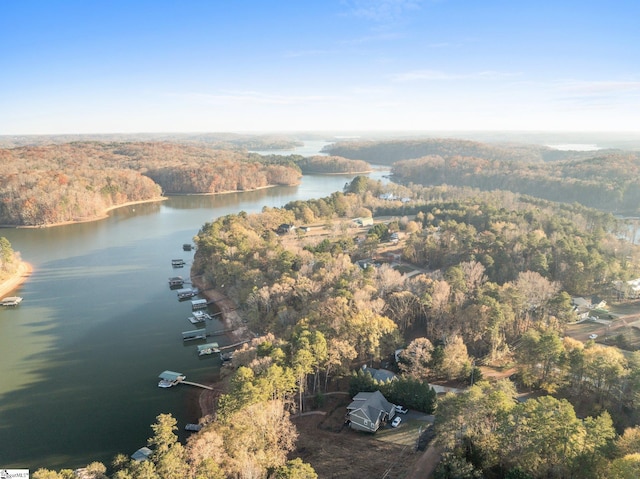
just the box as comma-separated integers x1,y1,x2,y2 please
324,138,613,164
392,153,640,215
0,141,302,226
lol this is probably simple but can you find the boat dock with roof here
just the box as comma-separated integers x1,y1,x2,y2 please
158,370,186,388
197,342,220,356
182,328,207,341
171,259,186,267
191,298,208,310
1,296,23,306
177,287,199,300
157,370,213,390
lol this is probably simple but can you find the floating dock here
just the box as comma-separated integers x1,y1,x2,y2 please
157,370,212,390
191,299,208,310
158,370,186,388
183,243,193,251
168,276,184,287
182,328,207,341
171,259,185,267
197,342,220,356
177,287,199,300
0,296,23,307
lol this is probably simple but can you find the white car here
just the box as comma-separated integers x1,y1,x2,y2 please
588,333,598,340
391,416,402,428
395,405,408,414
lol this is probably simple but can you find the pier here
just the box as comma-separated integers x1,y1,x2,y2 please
180,380,213,390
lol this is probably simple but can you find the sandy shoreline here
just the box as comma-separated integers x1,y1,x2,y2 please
0,261,33,298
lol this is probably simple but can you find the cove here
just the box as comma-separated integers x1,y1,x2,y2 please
0,165,389,470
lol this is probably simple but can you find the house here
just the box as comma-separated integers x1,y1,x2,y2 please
353,217,374,227
346,390,396,433
614,278,640,299
277,223,296,234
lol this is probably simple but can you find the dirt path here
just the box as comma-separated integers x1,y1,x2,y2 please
404,444,444,479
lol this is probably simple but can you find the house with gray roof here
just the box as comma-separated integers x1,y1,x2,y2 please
346,390,395,433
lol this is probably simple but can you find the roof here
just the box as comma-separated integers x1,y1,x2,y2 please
131,447,152,461
197,342,219,352
362,366,396,382
158,370,184,381
347,390,395,423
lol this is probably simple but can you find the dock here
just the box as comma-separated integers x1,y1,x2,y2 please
1,296,23,307
171,259,186,267
182,328,207,341
180,380,213,390
157,370,213,390
205,327,235,337
197,342,220,356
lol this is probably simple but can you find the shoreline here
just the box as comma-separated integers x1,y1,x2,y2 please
0,261,33,298
0,179,299,229
189,274,255,418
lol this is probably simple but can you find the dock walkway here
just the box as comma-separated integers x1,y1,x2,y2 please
180,380,213,390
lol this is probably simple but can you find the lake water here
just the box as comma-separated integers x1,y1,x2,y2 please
0,149,389,470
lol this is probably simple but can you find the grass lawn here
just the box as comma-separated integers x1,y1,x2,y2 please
375,420,429,447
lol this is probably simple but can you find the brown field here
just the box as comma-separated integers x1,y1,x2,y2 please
292,394,425,479
564,299,640,351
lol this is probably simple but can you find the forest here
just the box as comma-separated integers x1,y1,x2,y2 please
0,140,371,226
325,139,640,216
0,236,18,282
0,141,302,226
32,176,640,478
323,138,615,164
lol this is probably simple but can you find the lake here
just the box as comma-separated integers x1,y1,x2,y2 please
0,147,389,470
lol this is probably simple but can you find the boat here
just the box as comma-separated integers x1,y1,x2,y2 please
185,423,202,431
182,328,207,341
188,310,211,324
197,342,220,356
220,351,234,362
0,296,23,307
158,370,186,388
177,287,199,300
171,259,185,267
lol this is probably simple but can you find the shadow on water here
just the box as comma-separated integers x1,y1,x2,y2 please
0,236,225,469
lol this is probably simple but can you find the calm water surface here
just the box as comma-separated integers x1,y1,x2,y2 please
0,165,388,470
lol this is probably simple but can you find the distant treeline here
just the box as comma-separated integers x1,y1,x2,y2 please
324,138,621,164
323,139,640,215
391,153,640,215
0,141,302,226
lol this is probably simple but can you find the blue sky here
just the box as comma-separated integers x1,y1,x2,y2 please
1,0,639,134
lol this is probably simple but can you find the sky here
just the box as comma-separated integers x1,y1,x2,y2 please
1,0,639,135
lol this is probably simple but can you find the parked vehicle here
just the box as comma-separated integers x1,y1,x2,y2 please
395,405,408,414
391,416,402,427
